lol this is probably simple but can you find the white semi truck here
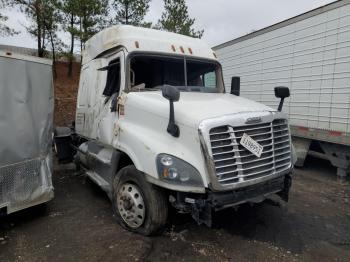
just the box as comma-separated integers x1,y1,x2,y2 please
55,25,294,235
213,0,350,179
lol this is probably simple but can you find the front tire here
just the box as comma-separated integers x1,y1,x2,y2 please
112,165,168,236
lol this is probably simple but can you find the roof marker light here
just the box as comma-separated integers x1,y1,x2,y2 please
171,45,176,52
135,41,139,48
180,46,185,54
188,48,193,54
213,52,217,58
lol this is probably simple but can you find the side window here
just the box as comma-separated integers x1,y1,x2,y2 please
186,60,218,89
100,58,121,97
203,71,216,89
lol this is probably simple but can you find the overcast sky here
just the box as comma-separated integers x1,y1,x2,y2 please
0,0,336,49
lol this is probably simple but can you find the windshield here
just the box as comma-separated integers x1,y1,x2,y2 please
128,54,224,93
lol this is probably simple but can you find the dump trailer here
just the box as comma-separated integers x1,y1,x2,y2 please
214,0,350,179
55,25,295,236
0,51,54,214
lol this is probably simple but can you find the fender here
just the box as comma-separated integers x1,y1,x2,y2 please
113,117,210,188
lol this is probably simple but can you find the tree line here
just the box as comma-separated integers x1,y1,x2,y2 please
0,0,204,77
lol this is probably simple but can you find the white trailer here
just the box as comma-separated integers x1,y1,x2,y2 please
0,51,54,214
214,0,350,179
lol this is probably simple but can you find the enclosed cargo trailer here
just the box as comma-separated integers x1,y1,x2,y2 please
214,0,350,179
0,51,54,214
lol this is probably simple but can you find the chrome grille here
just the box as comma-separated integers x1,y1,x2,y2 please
209,119,291,186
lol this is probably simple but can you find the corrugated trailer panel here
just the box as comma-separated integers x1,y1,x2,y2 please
216,2,350,135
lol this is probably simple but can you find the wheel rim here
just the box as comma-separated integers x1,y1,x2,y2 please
117,183,145,229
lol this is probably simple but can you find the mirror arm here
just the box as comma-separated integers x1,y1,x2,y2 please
274,86,290,112
278,97,285,112
162,85,180,137
167,100,180,137
110,94,118,112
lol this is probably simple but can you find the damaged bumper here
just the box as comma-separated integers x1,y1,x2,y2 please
171,174,292,227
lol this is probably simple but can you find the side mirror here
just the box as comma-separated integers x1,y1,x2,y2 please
274,86,290,111
162,85,180,137
230,77,240,96
162,85,180,102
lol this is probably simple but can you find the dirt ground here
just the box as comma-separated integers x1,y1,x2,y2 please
0,156,349,262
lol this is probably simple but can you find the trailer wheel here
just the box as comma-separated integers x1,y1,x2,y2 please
112,165,168,236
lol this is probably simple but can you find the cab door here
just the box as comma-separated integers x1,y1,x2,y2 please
75,64,90,136
97,52,125,145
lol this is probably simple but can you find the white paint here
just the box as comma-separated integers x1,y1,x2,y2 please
82,25,215,65
0,50,52,65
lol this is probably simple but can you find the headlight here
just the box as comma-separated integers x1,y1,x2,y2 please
156,154,204,187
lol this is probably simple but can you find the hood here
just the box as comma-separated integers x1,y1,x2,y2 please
126,91,275,128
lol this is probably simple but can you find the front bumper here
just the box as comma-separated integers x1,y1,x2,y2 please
207,174,291,210
171,174,292,227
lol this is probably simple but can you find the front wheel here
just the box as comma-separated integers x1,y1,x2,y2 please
112,165,168,236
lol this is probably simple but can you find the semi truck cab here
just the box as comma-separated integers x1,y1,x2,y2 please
56,25,294,235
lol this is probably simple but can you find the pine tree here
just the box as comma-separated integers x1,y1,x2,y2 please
76,0,109,51
58,0,80,77
112,0,151,26
9,0,53,57
9,0,63,77
42,0,65,77
0,14,18,37
10,0,46,57
157,0,203,38
0,0,19,37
